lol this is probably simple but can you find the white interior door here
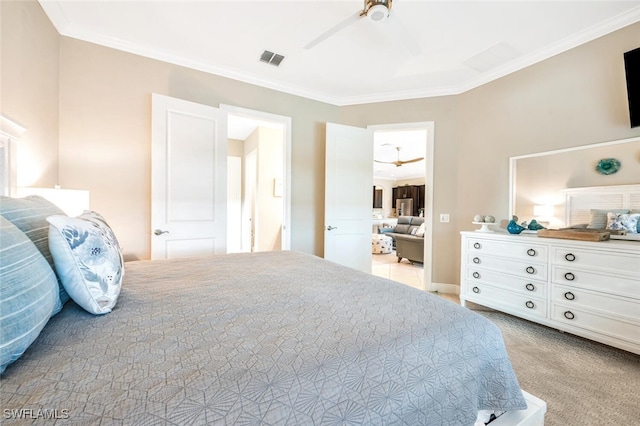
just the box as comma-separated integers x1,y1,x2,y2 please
151,93,227,259
324,123,373,273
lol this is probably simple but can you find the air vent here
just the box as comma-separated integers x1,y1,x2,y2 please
260,50,285,67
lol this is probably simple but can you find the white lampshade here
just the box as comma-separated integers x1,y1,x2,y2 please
17,186,90,217
533,204,554,219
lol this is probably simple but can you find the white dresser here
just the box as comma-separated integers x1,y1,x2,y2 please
460,231,640,355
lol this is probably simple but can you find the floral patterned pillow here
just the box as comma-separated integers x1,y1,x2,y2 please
47,211,124,314
606,213,640,234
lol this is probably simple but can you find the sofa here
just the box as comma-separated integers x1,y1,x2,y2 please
379,216,425,263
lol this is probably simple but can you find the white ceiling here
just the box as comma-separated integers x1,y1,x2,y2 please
39,0,640,107
38,0,640,180
373,129,427,181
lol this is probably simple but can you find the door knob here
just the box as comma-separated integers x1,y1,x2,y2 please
326,226,338,231
154,229,169,236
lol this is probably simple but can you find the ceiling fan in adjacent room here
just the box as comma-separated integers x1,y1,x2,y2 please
375,146,424,167
303,0,420,55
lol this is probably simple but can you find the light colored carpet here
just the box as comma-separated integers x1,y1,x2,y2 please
475,310,640,426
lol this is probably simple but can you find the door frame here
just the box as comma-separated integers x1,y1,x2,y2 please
220,104,292,250
369,121,435,292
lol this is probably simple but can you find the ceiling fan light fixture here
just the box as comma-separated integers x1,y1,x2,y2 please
367,4,389,22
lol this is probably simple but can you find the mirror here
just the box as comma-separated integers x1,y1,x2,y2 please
510,136,640,228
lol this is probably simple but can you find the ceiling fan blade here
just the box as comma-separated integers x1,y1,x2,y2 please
387,11,421,56
304,11,362,50
399,157,424,165
374,159,396,165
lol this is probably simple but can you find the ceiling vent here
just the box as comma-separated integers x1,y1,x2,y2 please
463,42,520,73
260,50,285,67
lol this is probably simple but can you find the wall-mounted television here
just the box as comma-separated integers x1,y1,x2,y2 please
624,47,640,128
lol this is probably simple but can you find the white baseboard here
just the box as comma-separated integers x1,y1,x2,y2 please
428,282,459,295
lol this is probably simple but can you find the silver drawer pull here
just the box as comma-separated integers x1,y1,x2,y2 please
472,271,480,279
472,257,480,264
564,291,575,301
564,311,575,320
525,283,535,291
525,266,536,274
472,286,480,294
564,253,576,262
564,272,575,281
473,242,481,249
525,300,535,309
527,248,537,256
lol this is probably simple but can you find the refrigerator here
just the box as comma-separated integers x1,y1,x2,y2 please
396,198,413,217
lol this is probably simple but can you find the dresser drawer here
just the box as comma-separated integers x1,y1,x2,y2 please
468,238,547,262
467,254,547,280
551,266,640,299
552,284,640,321
551,304,640,345
552,246,640,275
465,283,547,319
465,267,547,298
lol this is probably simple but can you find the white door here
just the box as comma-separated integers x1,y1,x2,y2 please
324,123,373,273
151,93,227,259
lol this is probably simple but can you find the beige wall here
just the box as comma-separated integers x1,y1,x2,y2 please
0,0,59,188
55,35,340,260
244,126,284,252
3,1,640,287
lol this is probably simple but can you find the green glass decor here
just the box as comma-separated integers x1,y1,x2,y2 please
595,158,621,175
507,216,526,234
528,219,545,230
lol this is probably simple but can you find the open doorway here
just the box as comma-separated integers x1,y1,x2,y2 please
223,105,292,253
369,123,433,291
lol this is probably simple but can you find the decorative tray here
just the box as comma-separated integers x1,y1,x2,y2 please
537,229,611,241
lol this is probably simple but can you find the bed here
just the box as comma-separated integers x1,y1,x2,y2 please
0,196,539,425
562,183,640,240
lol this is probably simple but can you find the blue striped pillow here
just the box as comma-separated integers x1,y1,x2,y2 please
0,195,67,312
0,216,59,375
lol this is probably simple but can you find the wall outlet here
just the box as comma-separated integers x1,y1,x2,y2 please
440,213,450,223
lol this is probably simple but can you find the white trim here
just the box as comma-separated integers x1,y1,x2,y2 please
220,104,292,251
368,121,435,292
0,114,26,197
431,282,460,295
0,114,26,141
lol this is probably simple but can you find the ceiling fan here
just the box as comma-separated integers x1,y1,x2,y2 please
375,146,424,167
303,0,420,55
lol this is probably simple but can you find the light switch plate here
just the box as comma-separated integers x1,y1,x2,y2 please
440,213,450,223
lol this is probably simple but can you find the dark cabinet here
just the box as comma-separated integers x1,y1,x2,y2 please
392,185,425,216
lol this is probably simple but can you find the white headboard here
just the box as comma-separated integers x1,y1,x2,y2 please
562,184,640,226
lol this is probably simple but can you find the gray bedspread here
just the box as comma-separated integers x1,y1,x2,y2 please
0,251,526,425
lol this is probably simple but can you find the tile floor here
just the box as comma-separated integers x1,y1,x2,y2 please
371,249,460,304
371,250,424,289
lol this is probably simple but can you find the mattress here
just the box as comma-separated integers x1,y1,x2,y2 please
0,251,526,424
